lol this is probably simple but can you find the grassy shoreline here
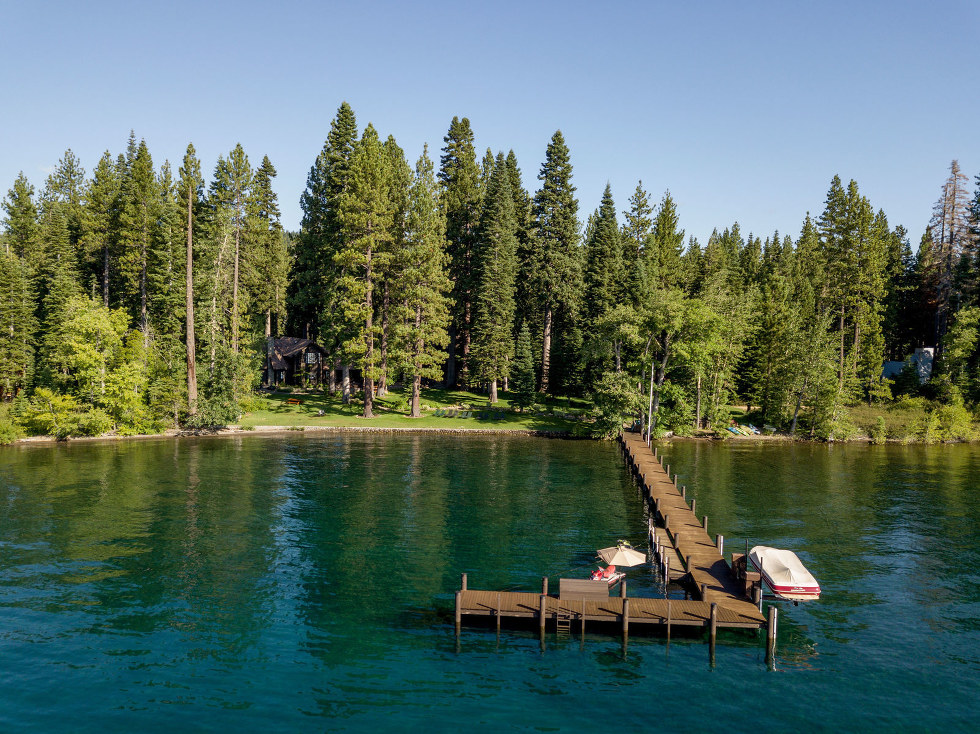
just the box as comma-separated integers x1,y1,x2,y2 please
4,388,978,446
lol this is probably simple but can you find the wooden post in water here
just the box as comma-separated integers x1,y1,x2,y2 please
686,555,692,573
455,590,462,637
664,554,670,583
581,598,587,638
622,598,630,641
753,583,763,611
620,579,627,599
653,447,658,458
539,594,548,634
673,473,678,487
703,516,708,534
709,602,718,664
766,606,778,662
700,582,707,600
666,600,672,647
716,534,724,556
691,498,697,516
496,592,501,634
461,573,467,591
681,485,686,500
665,463,670,478
542,576,549,596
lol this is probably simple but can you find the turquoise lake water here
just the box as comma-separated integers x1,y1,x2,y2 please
1,434,978,732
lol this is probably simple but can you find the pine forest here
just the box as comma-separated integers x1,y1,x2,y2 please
3,104,980,443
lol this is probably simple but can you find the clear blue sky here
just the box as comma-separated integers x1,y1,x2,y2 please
2,1,977,247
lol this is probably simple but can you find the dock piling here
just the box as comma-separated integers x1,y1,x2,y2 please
542,576,549,595
455,591,461,637
703,515,708,533
539,594,547,634
766,606,778,662
709,602,718,664
691,498,696,516
622,598,630,640
716,534,724,556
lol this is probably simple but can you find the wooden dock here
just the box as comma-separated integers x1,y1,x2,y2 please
455,432,774,648
456,584,765,632
620,431,766,624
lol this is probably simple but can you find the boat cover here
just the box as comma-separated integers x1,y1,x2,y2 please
749,545,820,600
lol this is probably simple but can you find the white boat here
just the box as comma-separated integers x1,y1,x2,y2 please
749,546,820,601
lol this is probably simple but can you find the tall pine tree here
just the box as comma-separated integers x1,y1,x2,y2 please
471,152,518,403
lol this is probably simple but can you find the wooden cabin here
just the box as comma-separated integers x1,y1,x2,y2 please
265,337,328,387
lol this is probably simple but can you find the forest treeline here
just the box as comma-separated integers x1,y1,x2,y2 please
3,103,980,440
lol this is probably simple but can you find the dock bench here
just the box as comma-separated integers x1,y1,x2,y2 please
559,578,611,601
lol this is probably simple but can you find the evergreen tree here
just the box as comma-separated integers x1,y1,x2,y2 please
42,149,86,249
583,183,624,322
2,173,40,260
649,191,685,289
742,269,794,422
530,130,580,393
377,135,412,396
37,206,82,381
144,161,187,425
177,144,204,417
438,116,482,387
507,151,536,346
337,124,393,418
117,139,160,338
247,155,288,348
582,184,628,388
0,250,36,399
399,146,450,417
471,152,518,403
81,152,121,306
927,160,973,348
511,321,535,411
210,144,253,353
622,181,654,307
291,103,358,342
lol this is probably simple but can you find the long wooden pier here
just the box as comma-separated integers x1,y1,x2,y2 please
455,432,775,649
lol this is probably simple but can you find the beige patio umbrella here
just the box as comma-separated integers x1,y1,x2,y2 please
597,542,647,567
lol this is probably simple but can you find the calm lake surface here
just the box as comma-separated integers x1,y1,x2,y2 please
1,434,978,732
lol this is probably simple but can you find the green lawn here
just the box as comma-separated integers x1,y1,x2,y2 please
237,387,593,432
